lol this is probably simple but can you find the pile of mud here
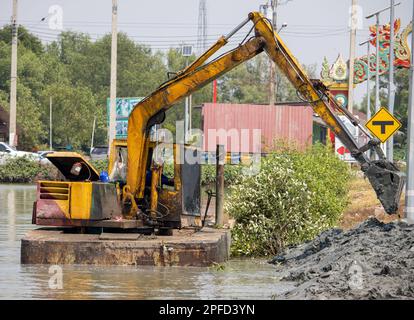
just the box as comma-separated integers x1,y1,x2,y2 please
271,218,414,300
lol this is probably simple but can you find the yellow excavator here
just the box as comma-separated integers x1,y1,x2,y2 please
33,12,405,233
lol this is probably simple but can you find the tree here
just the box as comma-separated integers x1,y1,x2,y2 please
40,83,97,149
276,63,317,102
0,35,46,149
15,83,45,149
0,83,44,150
218,55,269,104
0,25,43,56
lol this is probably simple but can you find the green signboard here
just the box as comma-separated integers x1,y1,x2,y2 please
106,97,143,138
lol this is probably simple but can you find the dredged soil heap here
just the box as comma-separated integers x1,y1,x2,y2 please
271,218,414,299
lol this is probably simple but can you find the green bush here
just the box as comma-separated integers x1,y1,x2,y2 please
226,143,351,257
0,156,55,183
90,159,109,173
162,161,244,186
201,164,245,186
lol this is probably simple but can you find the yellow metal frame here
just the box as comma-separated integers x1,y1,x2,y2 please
126,12,368,199
108,139,127,176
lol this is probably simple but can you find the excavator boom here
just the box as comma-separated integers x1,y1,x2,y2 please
249,12,405,214
127,12,405,214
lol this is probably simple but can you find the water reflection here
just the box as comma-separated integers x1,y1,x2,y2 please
0,184,294,300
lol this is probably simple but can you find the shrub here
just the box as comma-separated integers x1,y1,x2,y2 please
161,161,244,186
201,164,245,186
90,159,109,173
226,143,351,257
0,156,55,183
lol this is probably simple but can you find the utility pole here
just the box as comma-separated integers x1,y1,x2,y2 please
49,97,53,150
9,0,18,147
109,0,118,151
387,0,396,162
348,0,357,113
360,38,373,159
189,94,192,135
269,0,277,105
184,96,189,142
184,57,190,143
215,144,224,226
182,46,193,142
405,0,414,224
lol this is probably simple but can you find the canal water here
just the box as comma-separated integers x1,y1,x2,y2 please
0,184,294,300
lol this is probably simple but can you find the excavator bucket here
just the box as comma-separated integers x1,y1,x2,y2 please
364,160,406,215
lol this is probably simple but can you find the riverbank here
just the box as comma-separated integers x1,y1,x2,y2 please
340,177,403,229
270,218,414,300
265,176,413,300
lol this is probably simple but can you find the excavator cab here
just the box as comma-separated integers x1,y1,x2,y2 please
108,139,202,230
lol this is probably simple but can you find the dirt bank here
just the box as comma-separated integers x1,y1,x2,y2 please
340,177,403,230
271,218,414,300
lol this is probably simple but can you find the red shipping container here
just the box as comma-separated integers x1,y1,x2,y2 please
202,103,314,153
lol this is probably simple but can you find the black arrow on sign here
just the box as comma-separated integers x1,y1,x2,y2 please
372,121,394,134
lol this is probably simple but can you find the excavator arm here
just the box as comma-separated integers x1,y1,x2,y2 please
249,12,405,214
127,12,405,214
127,34,265,200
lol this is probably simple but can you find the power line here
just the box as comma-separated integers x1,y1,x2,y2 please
26,26,351,41
0,18,373,27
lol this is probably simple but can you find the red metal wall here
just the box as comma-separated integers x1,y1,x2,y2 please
202,103,314,153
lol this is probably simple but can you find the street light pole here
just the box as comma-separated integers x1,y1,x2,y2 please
405,0,414,224
367,42,371,160
348,0,358,114
109,0,118,152
360,38,373,159
387,0,396,162
9,0,18,147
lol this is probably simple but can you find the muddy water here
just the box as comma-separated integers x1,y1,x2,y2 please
0,184,294,300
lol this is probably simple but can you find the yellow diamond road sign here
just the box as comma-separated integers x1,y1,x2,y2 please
366,107,402,143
